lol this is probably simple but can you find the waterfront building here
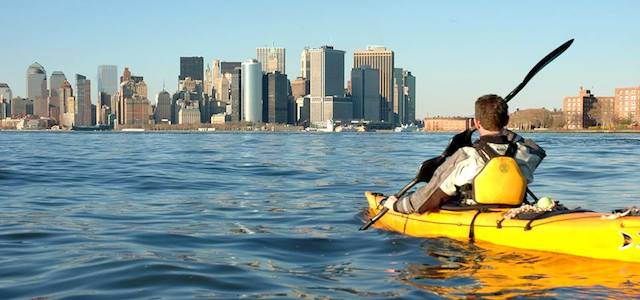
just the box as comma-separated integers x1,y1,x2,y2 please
262,71,289,123
256,47,286,74
179,56,204,81
392,68,404,124
155,90,171,124
11,97,31,117
116,68,151,127
353,46,394,123
26,62,48,117
300,48,311,79
60,80,76,128
230,67,242,122
0,83,12,118
296,96,310,126
75,74,91,126
308,46,350,123
403,70,416,124
178,106,201,125
97,65,118,125
291,77,309,99
563,87,599,129
351,65,380,121
614,86,640,123
48,71,66,123
241,60,262,123
424,117,474,131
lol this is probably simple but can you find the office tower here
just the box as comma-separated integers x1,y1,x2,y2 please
155,90,171,123
48,71,66,123
204,64,213,96
116,68,151,126
300,48,311,79
60,80,75,128
0,83,11,119
308,46,351,123
10,97,31,117
26,62,48,117
351,65,380,121
230,67,242,122
392,68,404,124
403,70,416,124
241,59,262,123
353,46,394,122
75,74,91,126
262,71,288,123
97,65,118,124
179,57,204,81
256,47,286,74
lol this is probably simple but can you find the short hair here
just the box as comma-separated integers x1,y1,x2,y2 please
475,94,509,131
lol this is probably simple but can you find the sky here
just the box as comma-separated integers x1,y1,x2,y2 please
1,0,639,118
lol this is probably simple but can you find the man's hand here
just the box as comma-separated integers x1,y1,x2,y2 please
383,196,398,211
443,129,475,157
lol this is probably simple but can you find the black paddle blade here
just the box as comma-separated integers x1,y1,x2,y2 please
504,39,574,103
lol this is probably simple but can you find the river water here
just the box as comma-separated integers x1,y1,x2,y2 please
1,132,639,299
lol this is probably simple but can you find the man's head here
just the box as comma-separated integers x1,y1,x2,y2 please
474,94,509,133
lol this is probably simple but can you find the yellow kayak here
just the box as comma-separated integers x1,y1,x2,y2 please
365,191,640,263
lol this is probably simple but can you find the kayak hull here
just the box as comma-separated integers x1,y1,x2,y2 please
365,191,640,263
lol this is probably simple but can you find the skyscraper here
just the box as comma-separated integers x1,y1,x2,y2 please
179,57,204,81
392,68,404,125
26,62,48,117
75,74,91,126
262,71,288,124
351,65,380,121
353,46,394,122
230,67,242,122
116,68,151,127
0,83,11,119
308,46,351,123
49,71,66,122
97,65,118,98
241,59,262,123
300,48,311,79
256,47,286,74
155,90,171,123
60,80,75,128
403,70,416,124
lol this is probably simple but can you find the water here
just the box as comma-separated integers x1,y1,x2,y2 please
1,132,639,299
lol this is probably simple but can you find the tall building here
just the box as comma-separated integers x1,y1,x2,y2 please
60,80,75,128
300,48,311,79
75,74,92,126
204,64,213,96
351,65,380,121
230,67,242,122
0,83,11,119
291,77,309,100
155,90,171,123
179,56,204,81
241,59,262,123
392,68,404,124
49,71,66,123
614,86,640,123
116,68,151,127
353,46,394,122
308,46,351,123
97,65,118,124
256,47,286,74
262,71,288,123
26,62,48,117
403,70,416,124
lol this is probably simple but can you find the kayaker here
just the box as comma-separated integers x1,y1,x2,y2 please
384,94,546,213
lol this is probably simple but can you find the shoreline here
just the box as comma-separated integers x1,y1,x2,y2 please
2,129,640,134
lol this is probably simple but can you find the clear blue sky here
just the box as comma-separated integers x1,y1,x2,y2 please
1,0,638,118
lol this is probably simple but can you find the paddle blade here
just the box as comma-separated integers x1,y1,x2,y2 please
505,39,574,103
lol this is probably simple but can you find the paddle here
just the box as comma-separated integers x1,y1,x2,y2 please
360,39,574,231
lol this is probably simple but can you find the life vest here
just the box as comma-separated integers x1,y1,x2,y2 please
471,141,527,206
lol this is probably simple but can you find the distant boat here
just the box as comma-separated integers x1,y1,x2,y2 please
394,124,419,132
121,128,145,132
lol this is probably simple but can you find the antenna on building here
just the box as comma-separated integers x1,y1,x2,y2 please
162,80,165,91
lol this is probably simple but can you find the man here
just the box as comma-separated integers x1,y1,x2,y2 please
384,94,546,214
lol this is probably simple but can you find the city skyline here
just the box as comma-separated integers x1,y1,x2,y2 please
1,0,639,118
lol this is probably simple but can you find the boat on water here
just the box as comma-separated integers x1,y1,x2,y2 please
121,128,145,132
364,191,640,263
394,123,420,132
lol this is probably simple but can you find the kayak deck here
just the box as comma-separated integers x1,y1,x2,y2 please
365,191,640,263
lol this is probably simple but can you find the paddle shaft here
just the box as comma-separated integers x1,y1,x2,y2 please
359,39,573,231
